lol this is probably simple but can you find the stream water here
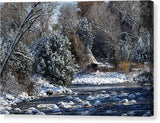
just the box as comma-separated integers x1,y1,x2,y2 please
9,83,153,116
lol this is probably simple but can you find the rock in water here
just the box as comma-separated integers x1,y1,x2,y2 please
35,112,45,115
119,93,128,97
27,107,40,114
1,110,10,114
142,111,151,117
128,111,135,115
25,109,33,114
94,100,102,107
119,99,129,103
74,97,82,103
128,94,136,98
86,95,94,100
46,89,54,96
14,108,21,112
130,99,137,104
105,110,113,114
81,111,89,115
51,104,60,111
6,94,15,100
82,101,92,107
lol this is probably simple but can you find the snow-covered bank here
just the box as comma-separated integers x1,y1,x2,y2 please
0,76,73,114
72,71,133,85
1,71,153,116
35,77,73,97
0,92,34,114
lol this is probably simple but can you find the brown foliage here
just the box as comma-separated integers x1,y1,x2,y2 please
70,31,97,70
118,61,153,73
77,1,103,18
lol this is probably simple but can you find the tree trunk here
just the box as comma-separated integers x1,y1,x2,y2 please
70,31,97,69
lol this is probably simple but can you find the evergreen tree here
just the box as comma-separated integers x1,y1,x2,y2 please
76,17,94,49
30,32,76,86
131,32,153,63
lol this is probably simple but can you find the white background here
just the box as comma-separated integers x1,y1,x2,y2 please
0,0,160,123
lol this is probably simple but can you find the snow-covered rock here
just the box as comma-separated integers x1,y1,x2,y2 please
110,95,120,101
14,97,23,103
114,97,121,101
86,93,110,101
118,93,128,97
105,110,113,114
5,94,15,100
74,97,82,103
58,101,72,108
65,89,73,94
135,92,141,96
25,107,40,114
68,101,74,106
25,109,33,114
35,112,45,115
81,100,92,107
128,94,136,98
37,104,49,109
98,94,107,100
73,92,78,96
130,99,137,105
13,108,21,112
46,89,54,95
37,104,60,111
127,111,135,115
94,100,102,107
35,77,72,97
119,99,129,104
1,110,10,114
51,104,60,111
81,111,89,115
86,95,94,100
142,111,151,117
72,104,82,109
66,95,73,99
4,106,12,111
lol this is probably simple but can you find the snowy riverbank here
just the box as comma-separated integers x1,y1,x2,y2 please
0,77,73,114
72,71,137,85
0,71,153,116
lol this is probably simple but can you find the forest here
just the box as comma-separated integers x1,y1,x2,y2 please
0,1,153,116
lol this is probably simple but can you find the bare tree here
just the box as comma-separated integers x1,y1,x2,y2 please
0,2,41,75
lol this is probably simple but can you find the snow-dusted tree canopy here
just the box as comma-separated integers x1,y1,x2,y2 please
30,32,76,86
76,17,94,49
131,32,153,63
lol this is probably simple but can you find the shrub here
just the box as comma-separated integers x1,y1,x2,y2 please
30,32,76,86
0,34,35,95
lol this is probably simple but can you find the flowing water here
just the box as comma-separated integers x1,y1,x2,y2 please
9,83,153,116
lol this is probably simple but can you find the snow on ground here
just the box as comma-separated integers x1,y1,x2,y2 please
0,92,34,114
35,77,73,96
0,76,73,114
72,71,133,85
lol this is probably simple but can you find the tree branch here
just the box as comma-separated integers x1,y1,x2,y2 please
0,2,40,75
12,52,33,61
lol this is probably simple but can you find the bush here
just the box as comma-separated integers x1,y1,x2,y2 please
30,32,76,86
131,32,153,63
0,34,35,95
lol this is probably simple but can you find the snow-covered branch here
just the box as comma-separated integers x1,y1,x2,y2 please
0,2,41,75
12,52,33,61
